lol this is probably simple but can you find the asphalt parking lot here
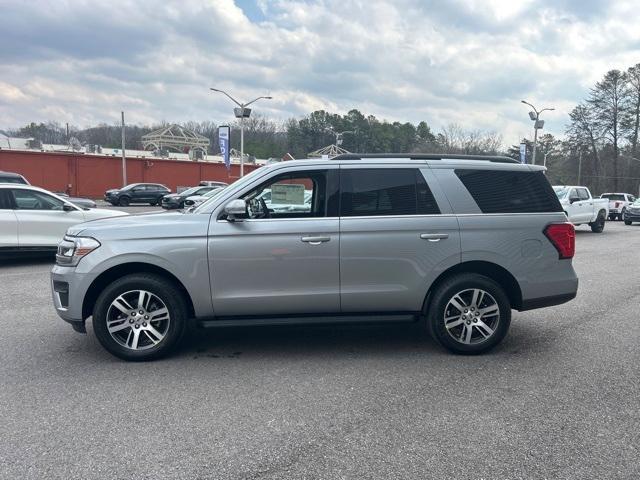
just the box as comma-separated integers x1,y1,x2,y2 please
1,218,639,480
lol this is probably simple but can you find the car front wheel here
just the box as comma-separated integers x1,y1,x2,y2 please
92,274,188,361
118,196,130,207
426,273,511,355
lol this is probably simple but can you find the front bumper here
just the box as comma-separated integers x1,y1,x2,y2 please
161,198,181,209
624,211,640,221
51,265,97,331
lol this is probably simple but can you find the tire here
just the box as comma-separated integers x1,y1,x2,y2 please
620,209,626,221
589,211,606,233
151,196,164,206
426,273,511,355
118,196,130,207
92,273,188,361
625,220,632,225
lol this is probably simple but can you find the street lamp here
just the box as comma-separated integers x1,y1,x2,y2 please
210,88,272,177
521,100,554,165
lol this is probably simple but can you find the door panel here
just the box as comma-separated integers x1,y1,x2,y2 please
10,188,85,247
338,167,461,313
0,210,18,247
340,215,460,312
209,218,340,316
15,210,85,246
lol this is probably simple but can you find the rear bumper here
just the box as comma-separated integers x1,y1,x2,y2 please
520,292,577,311
517,261,578,312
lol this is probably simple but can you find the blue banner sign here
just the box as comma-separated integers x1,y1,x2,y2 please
218,126,230,170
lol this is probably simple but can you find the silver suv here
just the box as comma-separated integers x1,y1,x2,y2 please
51,154,578,361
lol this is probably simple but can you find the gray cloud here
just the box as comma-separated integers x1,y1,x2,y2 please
1,0,639,145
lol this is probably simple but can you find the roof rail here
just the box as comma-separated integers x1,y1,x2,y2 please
331,153,520,164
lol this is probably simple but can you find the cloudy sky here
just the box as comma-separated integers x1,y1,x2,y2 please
1,0,640,145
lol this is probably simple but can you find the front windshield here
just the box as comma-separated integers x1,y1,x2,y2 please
204,187,224,198
193,166,267,213
553,186,569,199
179,186,202,196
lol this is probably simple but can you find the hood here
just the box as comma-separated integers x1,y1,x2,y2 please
67,211,209,239
105,189,120,194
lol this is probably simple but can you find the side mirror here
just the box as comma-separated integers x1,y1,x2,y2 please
224,199,246,222
569,196,580,204
63,203,75,212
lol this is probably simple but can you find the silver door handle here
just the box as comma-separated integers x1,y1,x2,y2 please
301,236,331,244
420,233,449,242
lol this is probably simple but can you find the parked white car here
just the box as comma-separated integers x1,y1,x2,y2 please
183,186,226,208
0,185,127,251
553,185,609,233
600,192,637,221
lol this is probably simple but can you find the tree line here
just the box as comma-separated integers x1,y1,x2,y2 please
7,111,502,161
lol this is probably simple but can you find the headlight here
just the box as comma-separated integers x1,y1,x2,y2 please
56,236,101,266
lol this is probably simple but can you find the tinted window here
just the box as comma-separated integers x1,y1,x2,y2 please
455,169,562,213
11,189,65,210
0,175,26,184
0,190,12,208
340,169,440,217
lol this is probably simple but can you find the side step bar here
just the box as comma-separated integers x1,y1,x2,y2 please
198,313,419,329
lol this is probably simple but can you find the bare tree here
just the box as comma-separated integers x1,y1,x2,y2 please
623,63,640,159
588,69,628,189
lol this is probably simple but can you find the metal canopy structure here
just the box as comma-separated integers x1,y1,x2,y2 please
307,144,351,159
141,124,210,154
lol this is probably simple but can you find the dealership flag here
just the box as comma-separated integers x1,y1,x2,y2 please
219,126,230,170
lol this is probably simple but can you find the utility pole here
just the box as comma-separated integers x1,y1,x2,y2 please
121,111,127,187
577,151,582,185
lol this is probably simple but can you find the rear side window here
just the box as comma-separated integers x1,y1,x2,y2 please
455,169,562,213
340,169,440,217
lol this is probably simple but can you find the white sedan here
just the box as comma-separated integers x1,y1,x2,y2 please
0,184,128,251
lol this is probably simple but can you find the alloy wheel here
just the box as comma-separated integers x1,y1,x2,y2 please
443,288,500,345
106,290,171,350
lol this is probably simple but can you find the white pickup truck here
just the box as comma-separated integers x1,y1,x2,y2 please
553,185,609,233
600,192,637,221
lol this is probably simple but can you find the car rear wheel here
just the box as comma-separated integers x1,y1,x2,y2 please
590,211,606,233
625,220,632,225
118,196,130,207
426,273,511,355
92,274,188,361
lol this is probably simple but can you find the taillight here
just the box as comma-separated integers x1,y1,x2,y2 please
544,223,575,259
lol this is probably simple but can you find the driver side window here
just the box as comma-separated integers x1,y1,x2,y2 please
239,170,333,220
11,189,65,211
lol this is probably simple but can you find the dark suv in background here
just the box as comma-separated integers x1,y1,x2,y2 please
0,171,29,184
105,183,170,206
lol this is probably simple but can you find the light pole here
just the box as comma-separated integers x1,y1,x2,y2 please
521,100,554,165
210,88,272,177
